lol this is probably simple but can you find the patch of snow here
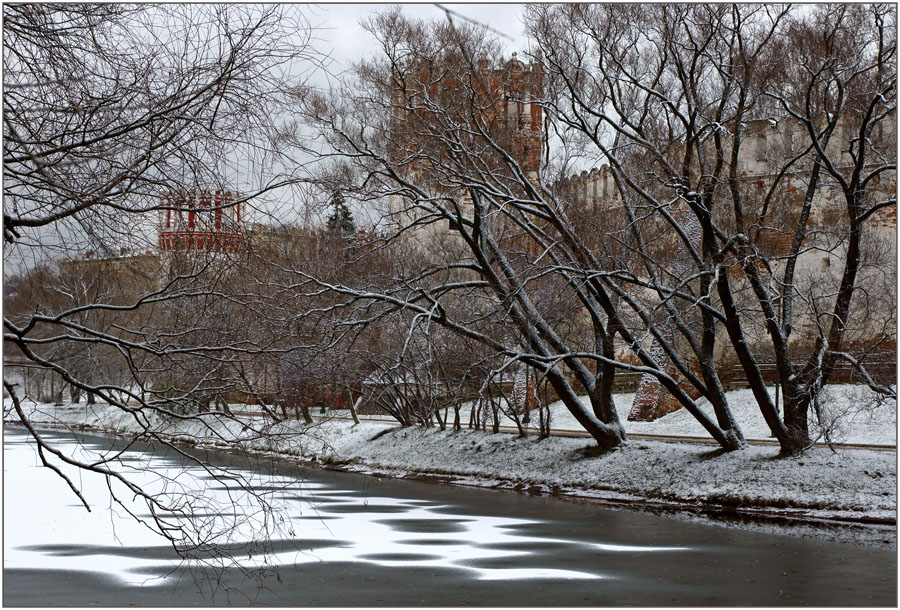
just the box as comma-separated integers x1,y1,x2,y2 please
4,427,612,584
475,384,896,445
7,393,896,526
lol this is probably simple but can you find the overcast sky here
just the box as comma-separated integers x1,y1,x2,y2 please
311,3,529,71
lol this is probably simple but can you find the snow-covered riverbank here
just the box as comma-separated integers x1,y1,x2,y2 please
6,386,896,531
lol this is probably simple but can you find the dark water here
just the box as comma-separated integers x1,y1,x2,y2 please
3,426,896,606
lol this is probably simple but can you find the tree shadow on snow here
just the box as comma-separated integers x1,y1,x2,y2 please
567,443,621,460
696,448,730,461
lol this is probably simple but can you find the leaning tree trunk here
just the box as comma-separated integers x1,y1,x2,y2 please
544,365,627,450
299,403,313,424
349,395,362,425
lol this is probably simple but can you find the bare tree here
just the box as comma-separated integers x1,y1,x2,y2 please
526,3,896,454
3,3,321,565
293,6,895,455
293,9,739,451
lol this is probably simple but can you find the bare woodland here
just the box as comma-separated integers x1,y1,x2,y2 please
3,3,897,566
295,4,896,455
3,4,320,565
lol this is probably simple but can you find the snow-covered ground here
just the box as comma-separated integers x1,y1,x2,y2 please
547,384,896,444
6,384,896,530
334,383,897,445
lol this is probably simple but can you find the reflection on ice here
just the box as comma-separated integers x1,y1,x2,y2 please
477,567,599,581
5,428,692,585
591,542,690,553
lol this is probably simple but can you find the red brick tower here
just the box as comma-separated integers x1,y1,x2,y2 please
478,51,544,180
389,51,544,184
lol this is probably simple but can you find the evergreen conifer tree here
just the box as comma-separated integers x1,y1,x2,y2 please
325,191,356,238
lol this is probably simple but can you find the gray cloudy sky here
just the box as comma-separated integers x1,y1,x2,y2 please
312,3,529,71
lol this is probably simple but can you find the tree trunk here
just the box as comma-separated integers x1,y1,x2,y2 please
51,375,64,405
37,373,52,404
349,395,362,425
545,366,626,450
716,270,792,450
782,388,811,455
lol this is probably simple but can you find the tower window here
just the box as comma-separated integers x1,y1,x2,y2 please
507,97,519,120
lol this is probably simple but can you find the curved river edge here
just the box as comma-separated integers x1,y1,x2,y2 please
4,403,896,549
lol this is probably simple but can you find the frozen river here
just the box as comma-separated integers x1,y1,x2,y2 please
3,426,896,606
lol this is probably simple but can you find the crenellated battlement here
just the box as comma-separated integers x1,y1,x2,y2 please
157,189,245,254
